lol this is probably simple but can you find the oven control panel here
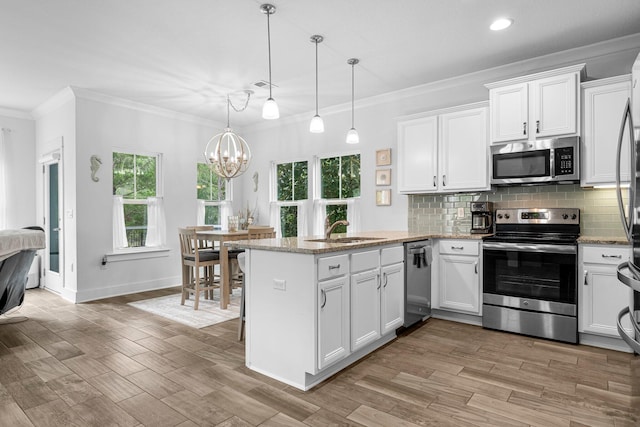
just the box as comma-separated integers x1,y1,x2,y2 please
495,208,580,225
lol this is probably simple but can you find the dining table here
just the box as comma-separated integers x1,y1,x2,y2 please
196,229,248,309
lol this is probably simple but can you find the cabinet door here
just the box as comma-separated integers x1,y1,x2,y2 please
381,262,405,335
531,73,578,138
439,254,480,314
350,269,381,351
489,83,528,143
397,116,438,193
581,79,631,186
439,107,489,192
318,276,350,370
581,265,633,337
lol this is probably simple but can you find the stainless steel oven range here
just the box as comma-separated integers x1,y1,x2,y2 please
482,208,580,343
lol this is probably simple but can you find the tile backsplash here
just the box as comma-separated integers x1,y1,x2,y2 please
408,184,626,238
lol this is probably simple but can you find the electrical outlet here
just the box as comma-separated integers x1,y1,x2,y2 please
273,279,286,291
457,207,465,218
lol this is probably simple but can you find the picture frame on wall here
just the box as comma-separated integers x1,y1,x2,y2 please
376,169,391,186
376,148,391,166
376,189,391,206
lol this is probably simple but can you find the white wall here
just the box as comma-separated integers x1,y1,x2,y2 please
0,111,36,228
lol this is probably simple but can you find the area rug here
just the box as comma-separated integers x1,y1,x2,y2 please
128,288,240,329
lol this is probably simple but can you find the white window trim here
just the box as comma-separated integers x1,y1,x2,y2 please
270,159,310,237
112,151,164,252
197,163,232,226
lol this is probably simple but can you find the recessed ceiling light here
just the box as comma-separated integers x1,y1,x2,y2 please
490,17,513,31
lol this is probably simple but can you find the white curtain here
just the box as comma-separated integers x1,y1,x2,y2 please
196,199,205,225
297,200,309,238
145,197,166,247
0,130,6,230
269,203,282,237
312,199,328,236
347,198,360,233
220,201,232,230
113,195,128,249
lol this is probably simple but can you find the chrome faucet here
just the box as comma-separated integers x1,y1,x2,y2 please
324,216,350,240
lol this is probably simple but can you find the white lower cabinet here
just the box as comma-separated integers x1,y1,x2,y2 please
579,245,632,338
318,275,350,370
436,239,481,315
381,246,405,334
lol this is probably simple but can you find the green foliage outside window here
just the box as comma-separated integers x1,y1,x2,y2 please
197,163,226,225
320,154,360,234
113,152,157,247
276,161,308,237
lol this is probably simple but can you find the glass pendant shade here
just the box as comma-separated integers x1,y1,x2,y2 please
262,97,279,119
310,115,324,133
346,127,359,144
204,128,251,180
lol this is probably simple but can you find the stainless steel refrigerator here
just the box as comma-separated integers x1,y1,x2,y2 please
615,96,640,354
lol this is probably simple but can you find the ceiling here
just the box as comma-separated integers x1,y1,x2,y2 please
2,0,640,126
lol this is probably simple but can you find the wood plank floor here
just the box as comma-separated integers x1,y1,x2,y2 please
0,288,638,426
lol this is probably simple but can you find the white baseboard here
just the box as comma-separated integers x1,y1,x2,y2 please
74,276,181,303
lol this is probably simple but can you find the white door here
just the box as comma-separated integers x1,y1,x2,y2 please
582,265,633,337
380,262,404,334
41,150,63,294
439,107,489,192
489,82,528,143
350,269,381,351
532,73,577,138
397,116,438,193
439,255,479,314
317,276,350,370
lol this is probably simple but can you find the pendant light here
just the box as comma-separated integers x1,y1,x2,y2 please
309,35,324,133
203,92,252,180
261,4,279,120
346,58,360,144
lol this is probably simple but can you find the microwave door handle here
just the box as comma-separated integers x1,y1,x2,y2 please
550,147,555,178
616,98,634,242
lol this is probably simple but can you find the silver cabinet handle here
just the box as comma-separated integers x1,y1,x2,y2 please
320,289,326,308
376,273,381,290
584,270,588,286
474,261,478,274
451,246,464,250
433,176,437,187
328,264,340,270
536,120,540,134
442,175,446,187
383,272,388,288
602,254,622,259
523,122,527,135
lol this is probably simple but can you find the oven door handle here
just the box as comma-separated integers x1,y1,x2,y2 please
482,241,576,254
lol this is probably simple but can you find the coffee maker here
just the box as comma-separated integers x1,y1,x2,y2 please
470,202,493,234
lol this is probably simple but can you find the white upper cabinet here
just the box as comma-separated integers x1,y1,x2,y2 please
486,64,584,144
397,102,489,194
581,75,631,187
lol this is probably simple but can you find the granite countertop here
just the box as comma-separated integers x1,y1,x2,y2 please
226,230,489,254
578,236,629,245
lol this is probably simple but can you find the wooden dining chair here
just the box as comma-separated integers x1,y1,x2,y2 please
178,227,220,310
238,225,276,340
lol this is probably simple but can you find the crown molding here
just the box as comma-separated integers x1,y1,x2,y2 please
581,74,631,89
30,87,75,120
0,107,33,120
70,87,222,128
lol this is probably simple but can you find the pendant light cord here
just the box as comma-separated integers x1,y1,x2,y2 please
267,10,273,99
225,92,252,128
351,62,355,128
315,39,319,115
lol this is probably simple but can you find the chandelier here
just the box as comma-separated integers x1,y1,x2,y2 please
203,91,252,180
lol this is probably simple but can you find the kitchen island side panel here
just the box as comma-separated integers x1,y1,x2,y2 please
246,249,317,387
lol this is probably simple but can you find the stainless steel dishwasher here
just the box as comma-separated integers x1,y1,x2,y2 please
404,240,432,327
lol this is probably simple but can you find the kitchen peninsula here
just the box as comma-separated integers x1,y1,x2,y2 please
227,231,482,390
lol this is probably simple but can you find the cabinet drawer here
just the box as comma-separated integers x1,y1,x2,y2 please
318,254,349,281
582,245,629,265
351,250,379,273
381,246,404,266
439,240,479,256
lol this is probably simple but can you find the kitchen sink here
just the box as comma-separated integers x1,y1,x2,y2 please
305,237,382,244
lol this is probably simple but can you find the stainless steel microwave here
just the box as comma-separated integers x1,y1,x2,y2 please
490,136,580,185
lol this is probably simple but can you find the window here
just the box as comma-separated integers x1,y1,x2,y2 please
113,152,162,248
316,153,360,234
197,163,228,225
273,161,308,237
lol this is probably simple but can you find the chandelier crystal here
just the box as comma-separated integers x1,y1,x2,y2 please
203,93,252,180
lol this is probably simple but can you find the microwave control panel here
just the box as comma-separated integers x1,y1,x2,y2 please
554,147,574,176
